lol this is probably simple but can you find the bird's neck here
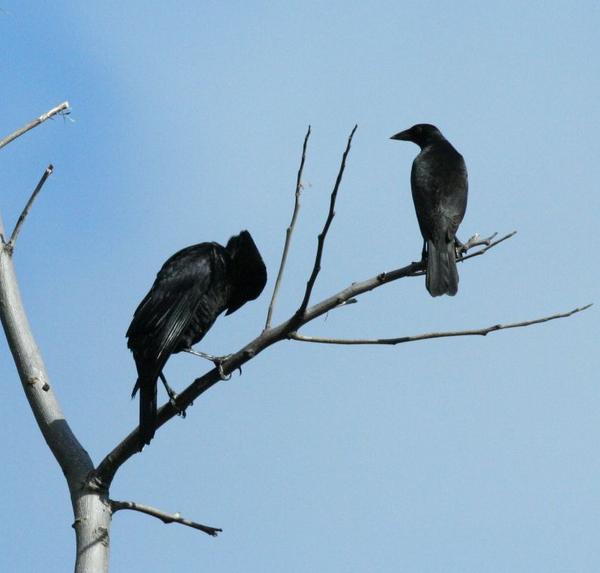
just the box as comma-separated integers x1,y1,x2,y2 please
421,134,446,149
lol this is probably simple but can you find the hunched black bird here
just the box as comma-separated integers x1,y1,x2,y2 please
391,124,468,296
126,230,267,448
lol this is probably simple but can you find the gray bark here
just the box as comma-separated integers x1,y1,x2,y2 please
0,214,111,573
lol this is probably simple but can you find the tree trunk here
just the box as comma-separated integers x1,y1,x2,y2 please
72,489,112,573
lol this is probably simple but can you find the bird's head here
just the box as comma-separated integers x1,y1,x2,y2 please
390,123,443,148
225,230,267,315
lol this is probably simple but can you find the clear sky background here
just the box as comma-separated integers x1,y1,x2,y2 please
1,2,599,571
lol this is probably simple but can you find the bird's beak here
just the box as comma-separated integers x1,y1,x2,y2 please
390,130,410,141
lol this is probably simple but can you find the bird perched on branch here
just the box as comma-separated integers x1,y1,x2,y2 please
391,123,468,296
126,230,267,449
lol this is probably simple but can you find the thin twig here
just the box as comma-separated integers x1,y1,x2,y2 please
265,126,311,330
458,232,497,253
0,101,70,150
6,165,54,254
458,231,517,263
297,124,358,316
110,500,222,537
289,304,592,345
411,231,517,276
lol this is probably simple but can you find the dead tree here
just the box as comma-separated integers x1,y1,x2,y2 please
0,104,590,573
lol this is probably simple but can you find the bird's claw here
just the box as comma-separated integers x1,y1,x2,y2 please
169,393,187,418
214,355,243,379
216,361,231,380
455,236,470,256
212,354,233,380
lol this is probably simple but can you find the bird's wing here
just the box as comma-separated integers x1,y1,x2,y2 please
126,245,218,375
412,146,468,242
440,169,468,239
411,160,439,240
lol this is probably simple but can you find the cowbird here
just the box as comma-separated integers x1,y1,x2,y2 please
126,230,267,448
391,124,468,296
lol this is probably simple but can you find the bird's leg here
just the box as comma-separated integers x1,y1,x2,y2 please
159,372,186,418
183,349,235,380
184,348,221,361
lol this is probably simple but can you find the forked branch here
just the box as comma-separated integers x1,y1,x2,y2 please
406,231,517,277
95,229,520,487
297,124,358,316
459,230,517,263
94,129,586,496
0,100,106,573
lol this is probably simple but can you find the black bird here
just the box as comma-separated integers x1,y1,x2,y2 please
391,124,468,296
126,230,267,448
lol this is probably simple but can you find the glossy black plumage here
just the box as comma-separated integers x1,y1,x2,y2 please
126,230,267,448
391,124,468,296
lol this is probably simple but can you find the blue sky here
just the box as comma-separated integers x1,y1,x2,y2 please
1,2,599,571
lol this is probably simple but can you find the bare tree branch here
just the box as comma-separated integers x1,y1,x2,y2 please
95,138,521,487
296,125,358,317
265,126,311,330
1,204,109,572
94,228,518,487
289,304,592,345
111,500,222,537
458,230,517,263
3,165,54,253
1,106,587,571
0,230,92,476
409,231,518,276
0,101,70,150
458,231,497,253
0,99,112,573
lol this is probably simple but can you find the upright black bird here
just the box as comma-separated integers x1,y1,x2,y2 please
126,230,267,448
391,124,468,296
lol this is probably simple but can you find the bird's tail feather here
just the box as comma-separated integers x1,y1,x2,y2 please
426,239,458,297
138,378,157,449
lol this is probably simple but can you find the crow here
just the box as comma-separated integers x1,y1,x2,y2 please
391,124,468,296
126,230,267,448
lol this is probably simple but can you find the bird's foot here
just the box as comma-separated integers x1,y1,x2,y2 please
169,392,187,418
213,354,233,380
455,236,467,255
184,349,236,380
